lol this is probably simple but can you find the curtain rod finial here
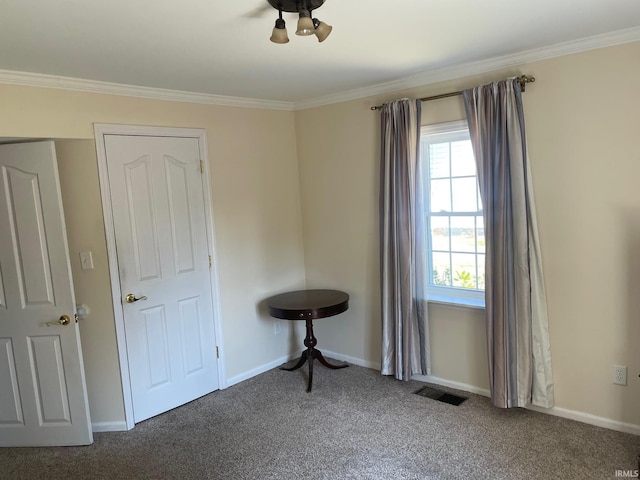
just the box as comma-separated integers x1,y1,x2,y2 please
518,75,535,92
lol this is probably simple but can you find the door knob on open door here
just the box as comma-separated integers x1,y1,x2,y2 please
125,294,148,303
46,314,71,327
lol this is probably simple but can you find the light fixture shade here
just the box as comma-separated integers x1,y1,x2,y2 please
270,18,289,44
312,18,332,42
295,11,315,36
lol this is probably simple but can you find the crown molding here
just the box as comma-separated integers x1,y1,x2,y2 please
0,70,295,111
293,27,640,110
0,27,637,112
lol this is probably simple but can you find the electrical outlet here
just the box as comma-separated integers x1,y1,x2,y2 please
274,321,281,335
613,365,627,386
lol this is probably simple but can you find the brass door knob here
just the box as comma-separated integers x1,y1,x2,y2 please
125,294,148,303
45,314,71,327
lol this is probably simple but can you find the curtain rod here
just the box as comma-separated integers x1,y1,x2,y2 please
370,75,535,111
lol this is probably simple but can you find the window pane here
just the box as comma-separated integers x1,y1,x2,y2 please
431,217,450,252
431,252,451,286
429,143,450,178
451,140,475,177
452,253,478,289
430,216,450,252
451,177,478,212
450,216,476,253
476,216,485,253
430,179,451,212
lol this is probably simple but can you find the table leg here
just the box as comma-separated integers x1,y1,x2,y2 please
307,347,313,393
304,318,316,392
312,349,348,370
281,318,348,392
280,349,308,371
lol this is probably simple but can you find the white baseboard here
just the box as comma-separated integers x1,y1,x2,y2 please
225,350,303,388
414,374,640,437
320,349,381,370
225,350,381,388
526,404,640,436
92,421,129,432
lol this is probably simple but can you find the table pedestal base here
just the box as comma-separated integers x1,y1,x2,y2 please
280,318,348,392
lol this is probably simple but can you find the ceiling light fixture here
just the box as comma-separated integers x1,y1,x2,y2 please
268,0,332,44
270,8,289,43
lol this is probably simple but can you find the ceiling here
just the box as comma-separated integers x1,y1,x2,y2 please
1,0,639,108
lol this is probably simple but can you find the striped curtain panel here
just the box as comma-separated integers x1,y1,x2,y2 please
463,79,554,408
380,99,430,381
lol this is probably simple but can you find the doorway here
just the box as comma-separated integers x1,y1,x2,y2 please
94,125,224,428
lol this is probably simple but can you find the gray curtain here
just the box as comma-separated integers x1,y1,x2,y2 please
380,99,430,381
463,79,554,408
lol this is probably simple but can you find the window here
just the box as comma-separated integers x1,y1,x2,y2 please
420,120,485,308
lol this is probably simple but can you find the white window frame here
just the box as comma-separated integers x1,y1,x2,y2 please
421,120,485,309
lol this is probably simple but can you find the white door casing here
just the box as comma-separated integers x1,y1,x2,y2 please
94,126,223,426
0,141,92,446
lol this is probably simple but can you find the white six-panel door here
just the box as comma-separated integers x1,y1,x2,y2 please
0,141,92,446
103,135,219,423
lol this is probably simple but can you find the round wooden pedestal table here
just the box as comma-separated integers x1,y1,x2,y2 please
266,289,349,392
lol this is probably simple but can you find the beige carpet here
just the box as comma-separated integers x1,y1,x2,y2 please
2,362,638,479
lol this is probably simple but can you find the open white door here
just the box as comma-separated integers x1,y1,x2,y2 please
0,141,92,446
101,133,219,423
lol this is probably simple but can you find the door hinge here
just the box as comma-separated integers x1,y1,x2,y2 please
200,160,204,174
216,346,220,358
208,255,212,268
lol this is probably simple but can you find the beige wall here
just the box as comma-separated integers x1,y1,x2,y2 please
295,41,640,426
0,87,306,425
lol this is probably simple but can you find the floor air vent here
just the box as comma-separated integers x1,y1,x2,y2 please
414,386,468,406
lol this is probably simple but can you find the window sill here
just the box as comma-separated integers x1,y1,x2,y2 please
427,294,485,310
